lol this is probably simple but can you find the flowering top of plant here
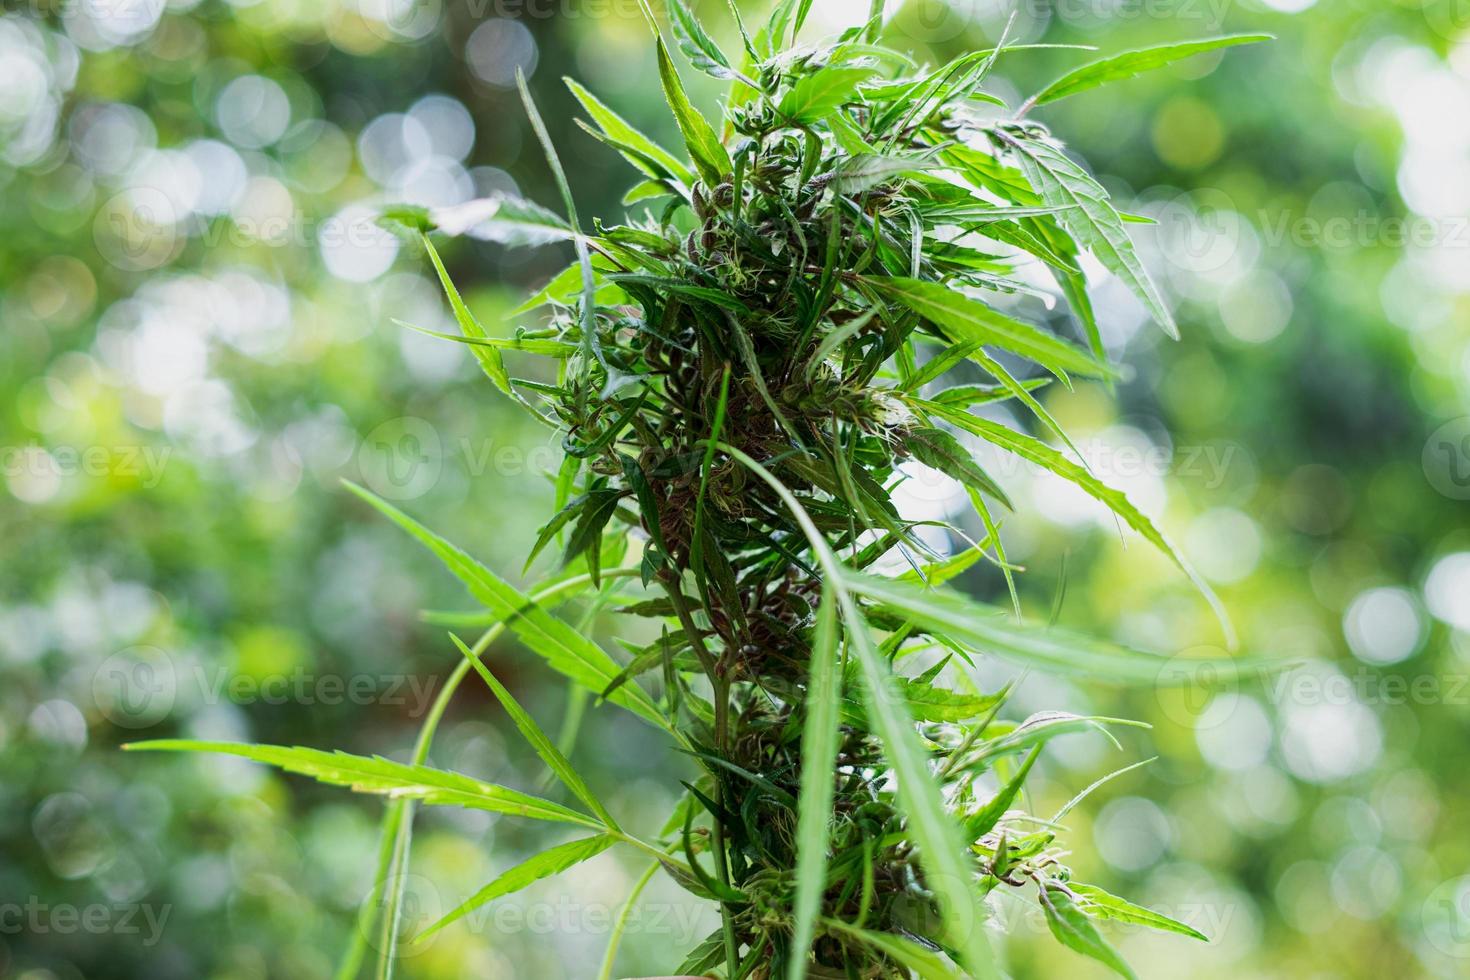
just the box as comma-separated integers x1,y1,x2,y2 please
127,5,1267,978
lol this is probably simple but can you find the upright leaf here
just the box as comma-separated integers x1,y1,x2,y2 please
963,746,1040,841
565,77,696,186
788,590,841,980
667,0,734,79
638,0,732,186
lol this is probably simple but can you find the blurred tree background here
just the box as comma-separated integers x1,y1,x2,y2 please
1,0,1468,977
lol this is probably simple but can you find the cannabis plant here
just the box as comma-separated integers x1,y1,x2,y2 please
130,5,1267,978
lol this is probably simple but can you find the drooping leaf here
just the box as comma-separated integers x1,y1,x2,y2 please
840,607,997,974
426,192,574,247
418,234,511,395
343,482,669,730
1040,884,1139,980
450,634,620,829
996,130,1178,339
844,571,1251,683
920,404,1235,646
866,276,1112,380
964,711,1144,768
721,445,996,977
904,425,1012,511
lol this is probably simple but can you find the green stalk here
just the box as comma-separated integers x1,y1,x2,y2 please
341,568,638,980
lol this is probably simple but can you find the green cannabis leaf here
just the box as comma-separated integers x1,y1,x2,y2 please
130,10,1270,978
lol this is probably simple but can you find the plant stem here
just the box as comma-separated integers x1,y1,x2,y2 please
659,575,741,975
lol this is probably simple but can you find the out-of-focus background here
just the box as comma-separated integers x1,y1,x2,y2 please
1,0,1468,977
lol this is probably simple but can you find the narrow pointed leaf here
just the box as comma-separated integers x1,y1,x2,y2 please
720,445,996,977
1030,35,1272,107
997,131,1178,339
419,233,511,395
123,741,599,826
1069,883,1209,941
821,918,956,980
667,0,734,78
1040,884,1139,980
788,590,841,979
963,746,1040,841
343,482,669,730
450,634,620,829
904,425,1012,511
565,77,696,185
637,0,731,186
920,404,1235,645
844,571,1251,682
417,834,618,940
867,276,1112,380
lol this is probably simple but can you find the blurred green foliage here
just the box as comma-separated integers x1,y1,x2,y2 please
1,1,1467,978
